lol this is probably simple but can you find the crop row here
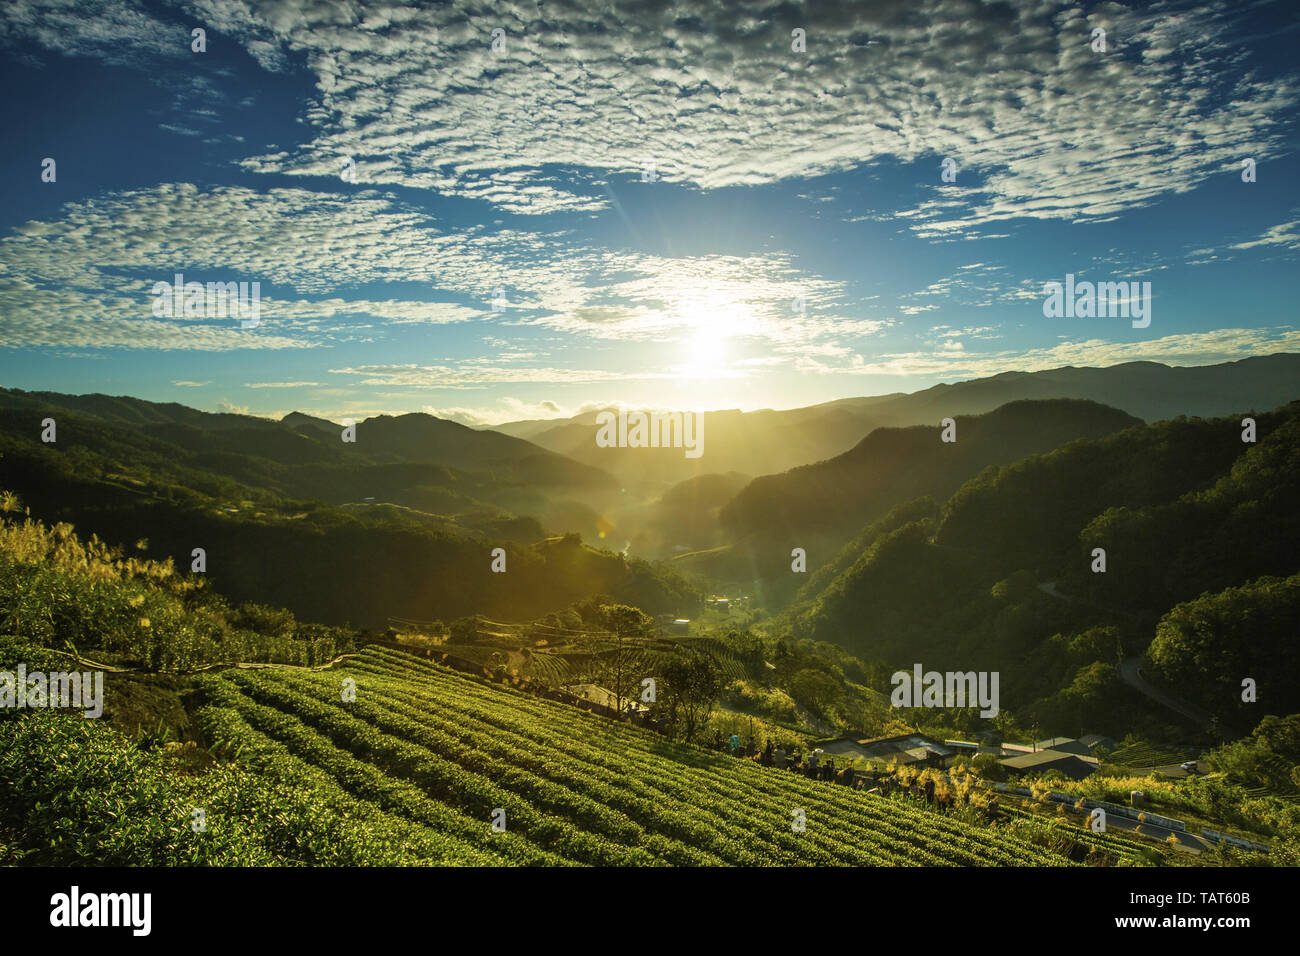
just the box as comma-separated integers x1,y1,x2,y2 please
198,675,565,865
203,647,1066,866
353,647,1065,865
257,665,810,865
218,670,659,865
333,657,926,864
193,690,505,865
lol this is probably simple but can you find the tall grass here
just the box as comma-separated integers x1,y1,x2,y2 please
0,491,356,670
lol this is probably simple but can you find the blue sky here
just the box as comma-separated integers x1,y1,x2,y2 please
1,0,1298,426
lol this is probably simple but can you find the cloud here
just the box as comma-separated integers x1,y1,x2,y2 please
828,326,1300,378
1231,218,1300,252
329,363,640,390
421,396,571,427
161,0,1298,229
0,0,188,67
159,123,204,137
0,182,871,355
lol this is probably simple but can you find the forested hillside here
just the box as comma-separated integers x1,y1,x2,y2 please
788,403,1300,735
687,400,1140,607
0,394,699,628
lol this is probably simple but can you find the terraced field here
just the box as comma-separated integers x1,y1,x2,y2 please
998,805,1170,866
1105,742,1186,769
191,646,1084,866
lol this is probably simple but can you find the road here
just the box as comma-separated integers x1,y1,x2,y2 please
1117,657,1215,732
1034,580,1215,733
1092,807,1213,852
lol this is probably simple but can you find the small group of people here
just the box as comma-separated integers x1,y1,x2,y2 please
712,729,758,757
758,739,857,786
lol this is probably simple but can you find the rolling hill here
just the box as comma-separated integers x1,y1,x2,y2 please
680,399,1142,608
495,354,1300,487
787,401,1300,734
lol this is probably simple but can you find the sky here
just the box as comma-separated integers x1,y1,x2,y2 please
0,0,1297,427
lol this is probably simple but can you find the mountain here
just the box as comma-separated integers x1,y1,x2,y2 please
910,356,1300,424
788,400,1300,735
504,406,889,492
722,399,1142,542
0,389,699,628
684,399,1141,608
0,388,611,481
494,354,1300,488
281,410,338,436
614,471,753,558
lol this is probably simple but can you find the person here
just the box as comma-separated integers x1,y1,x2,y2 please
728,733,741,754
762,739,774,767
808,750,819,771
824,759,835,782
773,745,786,769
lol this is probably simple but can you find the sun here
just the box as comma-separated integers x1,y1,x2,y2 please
675,296,754,380
680,325,730,379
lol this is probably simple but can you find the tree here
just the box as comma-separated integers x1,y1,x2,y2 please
659,648,722,741
597,603,653,713
448,615,484,644
788,668,841,720
971,753,1007,781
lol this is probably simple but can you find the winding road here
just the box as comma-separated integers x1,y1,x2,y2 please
1034,581,1215,733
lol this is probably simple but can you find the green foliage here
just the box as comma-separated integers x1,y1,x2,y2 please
788,668,843,719
449,615,488,644
0,711,460,865
1206,714,1300,795
723,680,798,722
1146,574,1300,720
971,753,1008,781
0,502,356,669
0,394,701,630
658,648,723,740
723,399,1139,547
190,647,1074,865
1025,662,1127,733
782,402,1300,737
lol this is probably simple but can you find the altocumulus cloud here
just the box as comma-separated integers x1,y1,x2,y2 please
0,183,866,354
170,0,1300,230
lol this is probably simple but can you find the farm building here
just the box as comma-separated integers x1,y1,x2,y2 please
1031,734,1117,757
1000,749,1099,781
818,733,955,767
945,740,1014,758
